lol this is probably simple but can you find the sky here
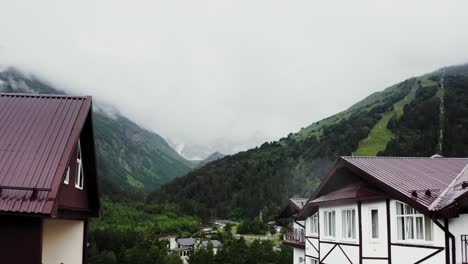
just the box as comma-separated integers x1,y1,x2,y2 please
1,0,468,158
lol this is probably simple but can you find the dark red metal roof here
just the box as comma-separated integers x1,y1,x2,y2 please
342,156,468,208
0,93,92,215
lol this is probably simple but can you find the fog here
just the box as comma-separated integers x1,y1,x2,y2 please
1,0,468,157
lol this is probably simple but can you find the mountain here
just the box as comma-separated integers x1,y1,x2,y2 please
198,152,226,167
148,63,468,220
0,67,195,201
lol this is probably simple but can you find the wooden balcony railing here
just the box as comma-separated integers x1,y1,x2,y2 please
284,228,305,246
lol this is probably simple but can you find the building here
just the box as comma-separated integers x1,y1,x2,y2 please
169,237,223,263
198,240,223,255
169,237,196,263
279,156,468,264
0,93,100,264
277,198,307,264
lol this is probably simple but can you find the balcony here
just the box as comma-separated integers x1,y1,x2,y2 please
283,228,305,249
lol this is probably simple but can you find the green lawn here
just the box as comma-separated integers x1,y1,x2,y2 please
354,81,419,156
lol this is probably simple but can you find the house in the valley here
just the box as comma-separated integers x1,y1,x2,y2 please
277,198,307,264
0,93,100,264
197,239,223,254
169,237,196,263
279,156,468,264
169,237,223,263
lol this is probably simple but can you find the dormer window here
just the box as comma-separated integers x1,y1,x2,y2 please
63,166,70,184
75,140,84,189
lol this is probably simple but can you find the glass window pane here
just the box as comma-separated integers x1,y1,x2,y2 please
324,212,328,236
424,216,433,241
416,217,424,240
405,216,414,239
397,216,404,240
371,209,379,239
331,211,336,237
396,203,403,215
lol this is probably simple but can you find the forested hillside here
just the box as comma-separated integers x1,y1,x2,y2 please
149,64,468,221
0,68,195,200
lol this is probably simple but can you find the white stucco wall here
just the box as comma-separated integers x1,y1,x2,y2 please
361,200,388,260
449,213,468,264
293,247,305,264
389,200,446,264
42,219,84,264
318,202,360,263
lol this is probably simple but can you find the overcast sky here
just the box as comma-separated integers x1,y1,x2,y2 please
1,0,468,156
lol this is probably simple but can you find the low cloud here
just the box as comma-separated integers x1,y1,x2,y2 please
1,0,468,154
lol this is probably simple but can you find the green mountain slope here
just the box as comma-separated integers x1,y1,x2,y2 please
0,67,194,200
149,64,468,220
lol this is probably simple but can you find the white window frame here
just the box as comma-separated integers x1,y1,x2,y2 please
310,213,319,236
341,208,356,241
395,201,433,243
323,210,336,239
75,140,84,190
63,166,70,184
370,208,380,241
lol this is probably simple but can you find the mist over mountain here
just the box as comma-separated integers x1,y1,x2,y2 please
0,67,195,201
149,63,468,220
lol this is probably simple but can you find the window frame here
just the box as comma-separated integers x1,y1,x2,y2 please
310,213,319,236
395,201,433,244
323,210,336,239
370,208,380,241
75,140,84,190
341,208,357,241
63,166,70,185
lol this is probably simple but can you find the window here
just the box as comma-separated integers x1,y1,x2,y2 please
310,259,318,264
396,202,433,242
342,209,356,240
310,213,318,235
63,166,70,184
298,257,304,263
371,209,379,239
324,210,336,238
75,140,84,189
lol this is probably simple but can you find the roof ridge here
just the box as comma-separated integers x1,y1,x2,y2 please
343,156,468,160
0,92,89,100
429,164,468,211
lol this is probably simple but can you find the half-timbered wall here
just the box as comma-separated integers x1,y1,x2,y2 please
448,213,468,264
361,200,388,264
302,199,453,264
388,200,446,264
318,202,360,264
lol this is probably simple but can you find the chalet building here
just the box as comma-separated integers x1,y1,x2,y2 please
278,198,307,264
0,93,100,264
278,156,468,264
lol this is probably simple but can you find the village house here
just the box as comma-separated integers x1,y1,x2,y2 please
169,237,223,263
0,93,100,264
278,156,468,264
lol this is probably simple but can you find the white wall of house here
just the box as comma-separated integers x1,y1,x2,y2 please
449,213,468,264
389,200,446,264
301,199,453,264
317,202,360,263
361,200,388,260
293,247,305,264
42,219,84,264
